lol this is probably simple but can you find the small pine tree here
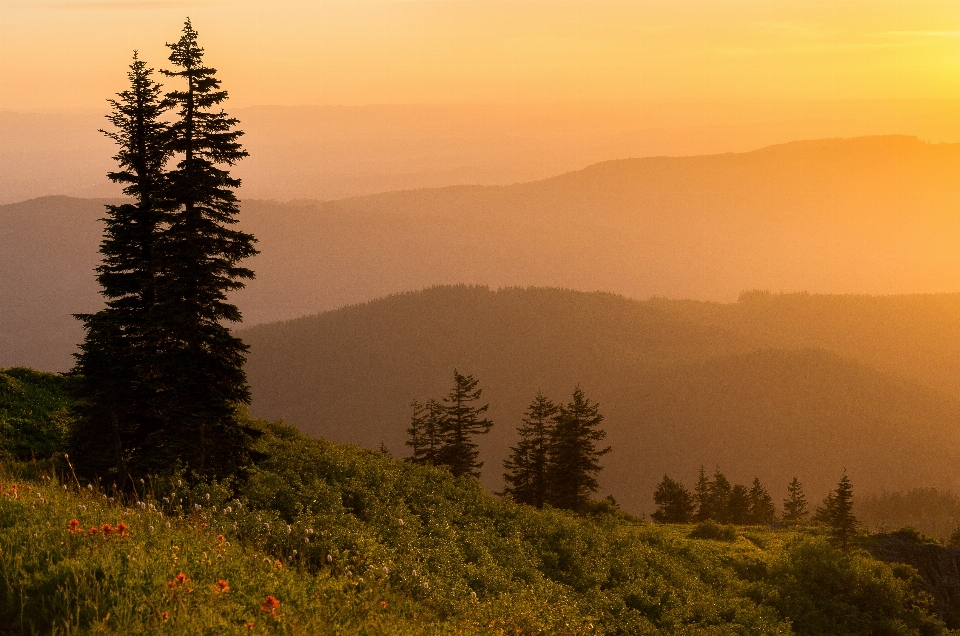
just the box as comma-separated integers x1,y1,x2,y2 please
782,477,809,524
748,477,777,525
435,371,493,478
502,392,558,508
728,484,752,525
546,386,610,511
406,399,443,465
651,475,695,523
709,468,733,523
816,471,858,551
71,53,170,484
694,466,713,522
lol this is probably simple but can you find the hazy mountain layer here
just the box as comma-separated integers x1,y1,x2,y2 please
5,135,960,371
240,285,960,514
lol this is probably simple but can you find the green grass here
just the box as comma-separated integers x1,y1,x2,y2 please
0,368,953,634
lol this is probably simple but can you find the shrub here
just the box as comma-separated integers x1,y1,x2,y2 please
688,520,738,541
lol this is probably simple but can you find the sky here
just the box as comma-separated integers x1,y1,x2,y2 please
2,0,960,114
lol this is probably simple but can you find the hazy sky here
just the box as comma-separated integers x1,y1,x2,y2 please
2,0,960,112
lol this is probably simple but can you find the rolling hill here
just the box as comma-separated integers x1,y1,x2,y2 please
5,136,960,371
240,285,960,515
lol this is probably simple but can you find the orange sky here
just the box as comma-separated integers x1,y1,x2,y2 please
2,0,960,116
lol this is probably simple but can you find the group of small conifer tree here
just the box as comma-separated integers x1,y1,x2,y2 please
405,370,494,479
653,467,778,525
500,388,610,511
405,378,611,512
71,19,259,486
653,468,859,548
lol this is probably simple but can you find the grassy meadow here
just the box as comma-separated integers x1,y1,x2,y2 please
0,367,954,634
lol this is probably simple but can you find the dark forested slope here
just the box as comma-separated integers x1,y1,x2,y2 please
241,285,960,514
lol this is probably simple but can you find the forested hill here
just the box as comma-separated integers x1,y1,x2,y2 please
241,285,960,515
6,135,960,371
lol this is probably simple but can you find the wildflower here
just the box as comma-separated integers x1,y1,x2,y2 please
205,493,210,500
88,527,99,536
217,534,226,545
161,611,169,622
87,484,93,491
245,623,255,631
398,518,404,526
326,554,333,563
380,600,388,610
101,523,113,537
214,579,230,594
66,519,82,534
116,522,130,537
260,595,280,618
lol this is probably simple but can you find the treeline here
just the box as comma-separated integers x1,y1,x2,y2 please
653,469,858,549
406,371,610,512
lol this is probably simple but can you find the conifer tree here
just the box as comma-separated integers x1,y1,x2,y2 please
709,468,733,523
651,475,695,523
502,392,558,507
727,483,751,525
71,53,170,483
546,387,610,511
782,476,809,524
144,19,259,478
693,466,713,522
748,477,777,525
406,399,443,465
816,471,858,551
435,371,493,478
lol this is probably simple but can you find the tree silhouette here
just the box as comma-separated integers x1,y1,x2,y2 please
71,53,170,484
546,387,610,511
694,466,713,522
816,471,858,551
435,371,493,478
406,399,443,465
143,18,259,478
502,392,558,507
748,477,777,525
782,477,809,524
652,475,695,523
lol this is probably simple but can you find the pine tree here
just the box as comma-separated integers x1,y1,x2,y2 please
651,475,695,523
546,387,611,511
434,371,493,478
144,19,259,478
782,477,809,524
816,471,858,551
748,477,777,525
502,392,558,508
709,468,733,523
694,466,713,522
727,483,751,525
71,53,170,484
406,399,443,465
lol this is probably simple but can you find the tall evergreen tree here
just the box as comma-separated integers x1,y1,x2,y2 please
782,476,809,524
502,392,558,507
748,477,777,525
651,475,695,523
406,399,443,465
144,19,259,478
435,371,493,478
546,387,610,511
816,471,858,551
693,466,713,522
71,53,170,484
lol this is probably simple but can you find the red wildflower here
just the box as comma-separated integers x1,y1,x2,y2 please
214,579,230,594
380,600,388,610
260,595,280,618
161,611,169,622
101,523,113,536
245,623,255,631
88,527,99,536
116,522,130,537
67,519,82,534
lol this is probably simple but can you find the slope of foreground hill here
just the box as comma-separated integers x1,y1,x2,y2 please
6,135,960,371
0,369,954,634
241,286,960,514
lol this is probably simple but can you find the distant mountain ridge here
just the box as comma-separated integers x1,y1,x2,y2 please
4,135,960,371
240,285,960,515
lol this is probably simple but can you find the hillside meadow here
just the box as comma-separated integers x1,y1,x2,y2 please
0,367,955,634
